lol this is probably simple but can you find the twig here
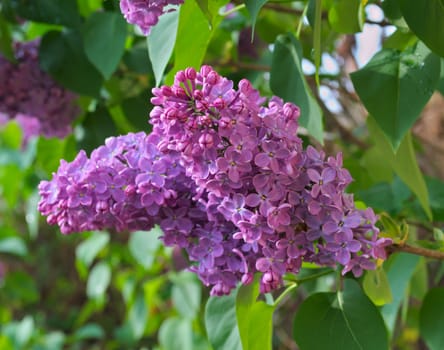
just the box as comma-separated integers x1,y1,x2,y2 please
389,243,444,260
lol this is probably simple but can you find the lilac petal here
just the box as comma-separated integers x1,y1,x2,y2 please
322,167,336,183
254,153,270,168
307,169,321,182
246,193,261,207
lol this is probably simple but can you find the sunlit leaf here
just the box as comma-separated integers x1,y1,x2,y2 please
363,268,393,306
159,317,193,350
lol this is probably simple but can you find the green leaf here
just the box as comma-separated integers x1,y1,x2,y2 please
10,0,81,28
236,276,260,350
128,227,162,270
270,33,324,143
127,291,148,340
0,237,27,256
76,231,110,270
398,0,444,58
392,132,432,219
195,0,228,27
363,268,393,306
381,253,420,334
25,191,40,239
205,291,242,350
165,0,217,84
73,323,105,340
39,30,103,96
83,12,127,79
294,279,388,350
328,0,363,33
245,0,268,37
148,9,180,86
159,318,193,350
420,287,444,350
366,118,432,219
171,271,201,320
86,262,112,299
351,42,441,149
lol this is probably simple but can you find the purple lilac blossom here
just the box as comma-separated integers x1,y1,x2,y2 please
120,0,184,35
0,40,79,139
39,65,391,296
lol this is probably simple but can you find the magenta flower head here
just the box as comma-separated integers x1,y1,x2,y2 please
120,0,184,35
0,40,80,139
38,65,392,296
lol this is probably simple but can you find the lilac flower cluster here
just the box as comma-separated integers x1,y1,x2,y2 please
0,40,79,139
38,66,391,295
120,0,184,35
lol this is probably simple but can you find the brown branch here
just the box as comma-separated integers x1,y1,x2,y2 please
389,243,444,260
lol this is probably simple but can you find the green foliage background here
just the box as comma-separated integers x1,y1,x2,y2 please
0,0,443,349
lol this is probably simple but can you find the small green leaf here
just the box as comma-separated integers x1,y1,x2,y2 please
270,33,324,143
328,0,363,33
366,118,432,219
39,30,103,96
76,232,110,270
148,9,180,86
363,268,393,306
351,42,441,149
205,291,242,350
245,0,268,37
83,12,127,79
86,262,111,299
159,318,193,350
420,288,444,350
294,279,388,350
0,237,27,256
127,291,148,340
128,227,162,270
73,323,105,340
392,132,432,220
381,253,419,334
398,0,444,58
171,271,201,320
